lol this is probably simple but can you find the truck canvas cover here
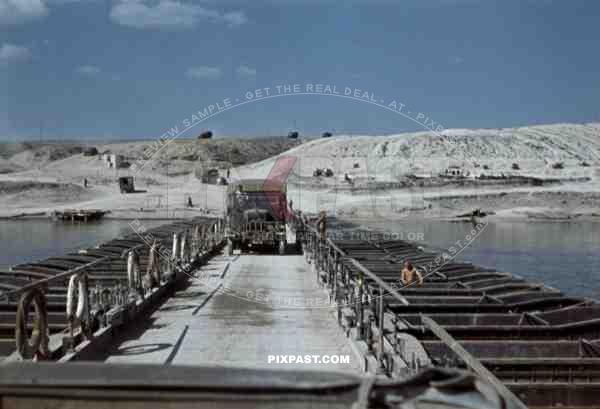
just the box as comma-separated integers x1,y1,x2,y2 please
227,179,291,221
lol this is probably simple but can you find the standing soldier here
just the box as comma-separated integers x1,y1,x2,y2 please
316,210,327,240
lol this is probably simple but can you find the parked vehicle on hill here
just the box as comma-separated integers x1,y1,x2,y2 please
198,130,213,139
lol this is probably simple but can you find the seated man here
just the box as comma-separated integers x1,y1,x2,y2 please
401,260,423,286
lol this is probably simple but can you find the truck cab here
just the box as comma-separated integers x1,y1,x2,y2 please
225,179,292,254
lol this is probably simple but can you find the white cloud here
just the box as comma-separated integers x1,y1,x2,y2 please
76,65,101,76
185,66,221,79
110,0,247,30
237,65,256,78
222,10,246,26
0,0,47,25
47,0,99,4
0,43,31,64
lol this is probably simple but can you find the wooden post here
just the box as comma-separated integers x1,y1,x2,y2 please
316,237,321,275
329,248,335,291
326,246,332,286
333,253,339,301
392,314,399,353
378,285,384,364
324,246,329,285
357,272,364,340
319,237,324,270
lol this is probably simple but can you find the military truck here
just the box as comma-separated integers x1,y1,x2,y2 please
118,176,135,193
225,179,292,254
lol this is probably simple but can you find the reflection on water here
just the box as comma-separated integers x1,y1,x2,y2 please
0,219,166,270
370,220,600,300
1,218,598,300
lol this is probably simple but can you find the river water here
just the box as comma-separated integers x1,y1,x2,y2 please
0,219,166,271
0,219,598,299
367,219,600,300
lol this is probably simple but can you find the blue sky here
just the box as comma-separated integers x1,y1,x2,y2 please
1,0,599,139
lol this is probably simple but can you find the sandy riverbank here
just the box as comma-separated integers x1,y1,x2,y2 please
2,168,596,223
0,123,599,222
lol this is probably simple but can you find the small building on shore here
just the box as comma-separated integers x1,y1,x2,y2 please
440,165,476,179
100,152,124,168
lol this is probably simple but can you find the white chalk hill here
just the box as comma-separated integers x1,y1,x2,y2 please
237,123,600,183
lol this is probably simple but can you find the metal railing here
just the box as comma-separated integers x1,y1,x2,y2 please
301,224,409,368
2,218,225,361
299,220,527,408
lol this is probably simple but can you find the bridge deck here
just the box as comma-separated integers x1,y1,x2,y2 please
106,254,360,373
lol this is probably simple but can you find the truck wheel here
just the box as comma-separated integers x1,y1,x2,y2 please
279,240,286,255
